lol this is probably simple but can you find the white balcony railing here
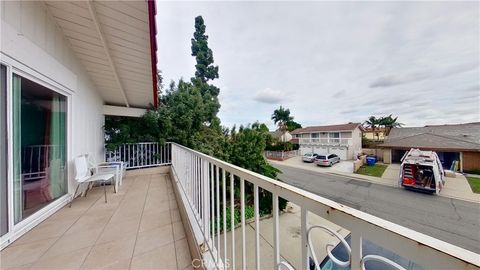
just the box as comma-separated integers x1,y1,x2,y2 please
104,142,171,169
170,142,479,270
298,138,351,145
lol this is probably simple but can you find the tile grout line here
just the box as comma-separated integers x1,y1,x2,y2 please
128,174,153,270
25,188,109,270
77,175,137,270
167,174,181,270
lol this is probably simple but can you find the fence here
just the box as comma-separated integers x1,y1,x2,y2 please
104,142,171,169
362,148,385,161
264,150,298,161
170,142,478,270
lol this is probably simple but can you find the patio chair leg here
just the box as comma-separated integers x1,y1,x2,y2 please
69,183,81,208
103,180,107,203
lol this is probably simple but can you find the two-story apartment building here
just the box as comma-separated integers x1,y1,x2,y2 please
291,123,363,160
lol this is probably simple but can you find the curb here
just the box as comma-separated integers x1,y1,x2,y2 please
271,160,480,204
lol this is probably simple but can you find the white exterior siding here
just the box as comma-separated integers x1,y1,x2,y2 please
1,1,104,245
296,127,363,160
2,0,105,165
351,127,363,159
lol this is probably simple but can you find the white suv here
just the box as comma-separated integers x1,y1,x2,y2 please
302,153,318,163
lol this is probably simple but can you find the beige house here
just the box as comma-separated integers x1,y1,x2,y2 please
291,123,364,160
363,127,386,141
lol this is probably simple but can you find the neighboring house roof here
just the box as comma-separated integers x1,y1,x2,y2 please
269,130,290,139
291,123,363,134
380,122,480,151
269,130,283,138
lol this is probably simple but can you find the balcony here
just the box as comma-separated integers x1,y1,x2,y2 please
298,138,351,146
1,143,478,270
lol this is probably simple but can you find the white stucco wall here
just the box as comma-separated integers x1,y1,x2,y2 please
351,127,363,159
1,1,105,194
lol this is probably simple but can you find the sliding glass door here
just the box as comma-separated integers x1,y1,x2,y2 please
1,65,7,237
12,74,67,223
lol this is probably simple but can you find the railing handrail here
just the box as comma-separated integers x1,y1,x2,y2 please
104,142,171,169
298,138,351,143
170,142,479,268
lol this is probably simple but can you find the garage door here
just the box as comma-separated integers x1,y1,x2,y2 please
310,146,348,160
313,146,329,155
300,146,313,155
330,147,347,160
392,150,407,163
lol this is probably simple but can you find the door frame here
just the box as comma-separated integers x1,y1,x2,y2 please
0,53,74,249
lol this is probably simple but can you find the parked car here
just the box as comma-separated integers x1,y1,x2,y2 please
303,153,318,163
311,234,423,270
314,154,340,167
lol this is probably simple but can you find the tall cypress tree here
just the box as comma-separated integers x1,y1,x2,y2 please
191,16,220,122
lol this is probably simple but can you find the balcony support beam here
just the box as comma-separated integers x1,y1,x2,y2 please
87,0,130,107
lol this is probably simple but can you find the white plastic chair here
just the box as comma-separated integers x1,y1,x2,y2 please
87,155,125,193
70,155,115,207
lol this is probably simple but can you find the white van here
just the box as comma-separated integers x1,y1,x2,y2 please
399,148,445,194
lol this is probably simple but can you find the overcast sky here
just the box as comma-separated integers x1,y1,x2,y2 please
156,1,480,130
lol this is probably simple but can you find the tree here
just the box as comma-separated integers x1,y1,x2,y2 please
229,123,287,212
191,16,219,84
191,16,220,123
271,106,293,142
364,116,381,141
286,120,302,132
379,114,403,136
105,16,288,222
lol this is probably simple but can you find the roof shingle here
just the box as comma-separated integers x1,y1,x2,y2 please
291,123,362,134
380,122,480,151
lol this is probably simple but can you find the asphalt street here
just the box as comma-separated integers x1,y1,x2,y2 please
273,163,480,254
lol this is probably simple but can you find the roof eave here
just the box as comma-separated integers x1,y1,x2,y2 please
147,0,158,109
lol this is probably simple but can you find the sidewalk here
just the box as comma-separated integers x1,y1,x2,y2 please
219,204,349,269
269,159,480,203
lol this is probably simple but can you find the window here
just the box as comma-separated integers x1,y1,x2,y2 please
329,132,340,138
329,132,340,143
311,133,319,138
12,74,67,223
1,64,7,236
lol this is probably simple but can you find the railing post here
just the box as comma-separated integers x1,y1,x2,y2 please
273,194,280,268
254,184,260,270
222,170,227,269
203,159,210,245
230,173,235,270
351,231,362,270
301,207,308,270
216,166,221,264
241,178,246,270
210,163,215,255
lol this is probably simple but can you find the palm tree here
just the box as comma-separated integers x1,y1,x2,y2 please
379,114,403,136
271,106,293,142
364,116,380,141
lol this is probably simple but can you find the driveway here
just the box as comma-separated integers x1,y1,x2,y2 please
271,158,480,203
274,156,353,173
271,163,480,253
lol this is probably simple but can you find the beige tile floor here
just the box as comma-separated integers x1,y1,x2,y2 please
1,173,192,270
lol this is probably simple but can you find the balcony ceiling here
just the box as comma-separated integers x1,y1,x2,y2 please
45,0,156,108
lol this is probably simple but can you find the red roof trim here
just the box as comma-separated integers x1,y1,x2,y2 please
147,0,158,108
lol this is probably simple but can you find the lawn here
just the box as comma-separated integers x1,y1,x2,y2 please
466,177,480,194
356,164,388,177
